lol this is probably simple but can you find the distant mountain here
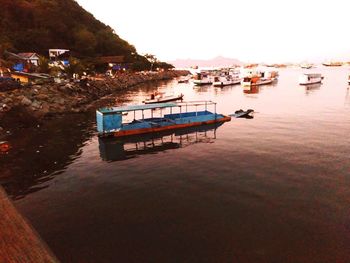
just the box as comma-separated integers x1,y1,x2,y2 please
168,56,244,68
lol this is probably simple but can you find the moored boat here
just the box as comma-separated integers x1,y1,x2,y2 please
299,73,323,85
241,76,275,87
213,75,241,87
300,63,314,69
143,92,184,104
322,61,343,67
193,71,213,85
96,101,231,137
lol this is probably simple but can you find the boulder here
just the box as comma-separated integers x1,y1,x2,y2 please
21,96,32,106
35,94,49,100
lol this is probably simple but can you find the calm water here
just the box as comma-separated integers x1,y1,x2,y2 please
1,68,350,263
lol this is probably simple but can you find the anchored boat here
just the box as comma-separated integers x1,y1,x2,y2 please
213,75,241,87
96,101,231,137
299,73,323,85
193,72,213,85
143,92,184,104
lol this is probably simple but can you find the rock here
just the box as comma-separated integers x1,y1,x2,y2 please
21,96,32,106
2,97,13,104
57,98,65,105
31,100,41,110
36,94,49,100
39,87,49,93
1,104,11,112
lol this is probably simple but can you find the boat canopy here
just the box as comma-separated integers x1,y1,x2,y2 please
98,103,178,114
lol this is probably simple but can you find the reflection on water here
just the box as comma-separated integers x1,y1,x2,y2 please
99,123,221,162
303,83,322,94
243,85,260,94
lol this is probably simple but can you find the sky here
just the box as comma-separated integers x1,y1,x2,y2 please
76,0,350,63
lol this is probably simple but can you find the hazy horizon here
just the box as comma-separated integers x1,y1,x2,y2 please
76,0,350,63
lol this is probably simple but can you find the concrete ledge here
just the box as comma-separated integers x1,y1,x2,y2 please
0,187,59,263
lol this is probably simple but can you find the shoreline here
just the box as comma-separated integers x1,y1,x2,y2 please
0,70,189,138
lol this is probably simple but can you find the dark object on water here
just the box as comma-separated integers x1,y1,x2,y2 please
0,141,11,154
230,109,254,119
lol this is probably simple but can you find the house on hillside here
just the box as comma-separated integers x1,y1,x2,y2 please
49,49,70,61
17,53,39,66
5,52,39,72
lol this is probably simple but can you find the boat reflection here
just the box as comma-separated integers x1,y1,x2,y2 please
303,83,321,94
99,123,223,162
243,86,260,94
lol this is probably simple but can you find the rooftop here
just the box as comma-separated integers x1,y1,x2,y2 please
17,53,39,59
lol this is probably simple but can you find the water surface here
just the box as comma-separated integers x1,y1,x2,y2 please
1,68,350,263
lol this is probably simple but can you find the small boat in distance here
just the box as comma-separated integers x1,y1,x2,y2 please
143,92,184,104
240,69,278,87
178,76,190,83
300,63,314,69
241,76,275,87
96,101,231,137
193,71,213,85
322,61,343,67
213,75,241,87
299,73,323,85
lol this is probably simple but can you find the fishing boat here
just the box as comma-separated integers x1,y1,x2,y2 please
240,69,277,87
143,92,184,104
241,76,275,87
96,101,231,137
193,72,213,85
213,75,241,87
299,73,323,85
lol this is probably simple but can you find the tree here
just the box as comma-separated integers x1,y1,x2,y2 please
37,55,50,73
65,57,84,78
73,28,97,56
144,54,158,71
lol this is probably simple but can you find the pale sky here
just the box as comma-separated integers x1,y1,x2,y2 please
76,0,350,63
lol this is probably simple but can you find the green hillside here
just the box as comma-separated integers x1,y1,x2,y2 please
0,0,167,69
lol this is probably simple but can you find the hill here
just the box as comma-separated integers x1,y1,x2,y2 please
169,56,243,68
0,0,154,67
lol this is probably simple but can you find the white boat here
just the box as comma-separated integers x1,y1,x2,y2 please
143,92,184,104
240,68,278,87
300,63,314,69
193,72,213,85
299,73,323,85
241,76,275,87
213,76,241,87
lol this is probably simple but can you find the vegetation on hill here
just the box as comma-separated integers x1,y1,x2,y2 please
0,0,173,70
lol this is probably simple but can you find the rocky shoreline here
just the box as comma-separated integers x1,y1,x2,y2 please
0,70,188,138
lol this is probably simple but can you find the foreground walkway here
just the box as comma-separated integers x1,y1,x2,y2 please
0,187,58,263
